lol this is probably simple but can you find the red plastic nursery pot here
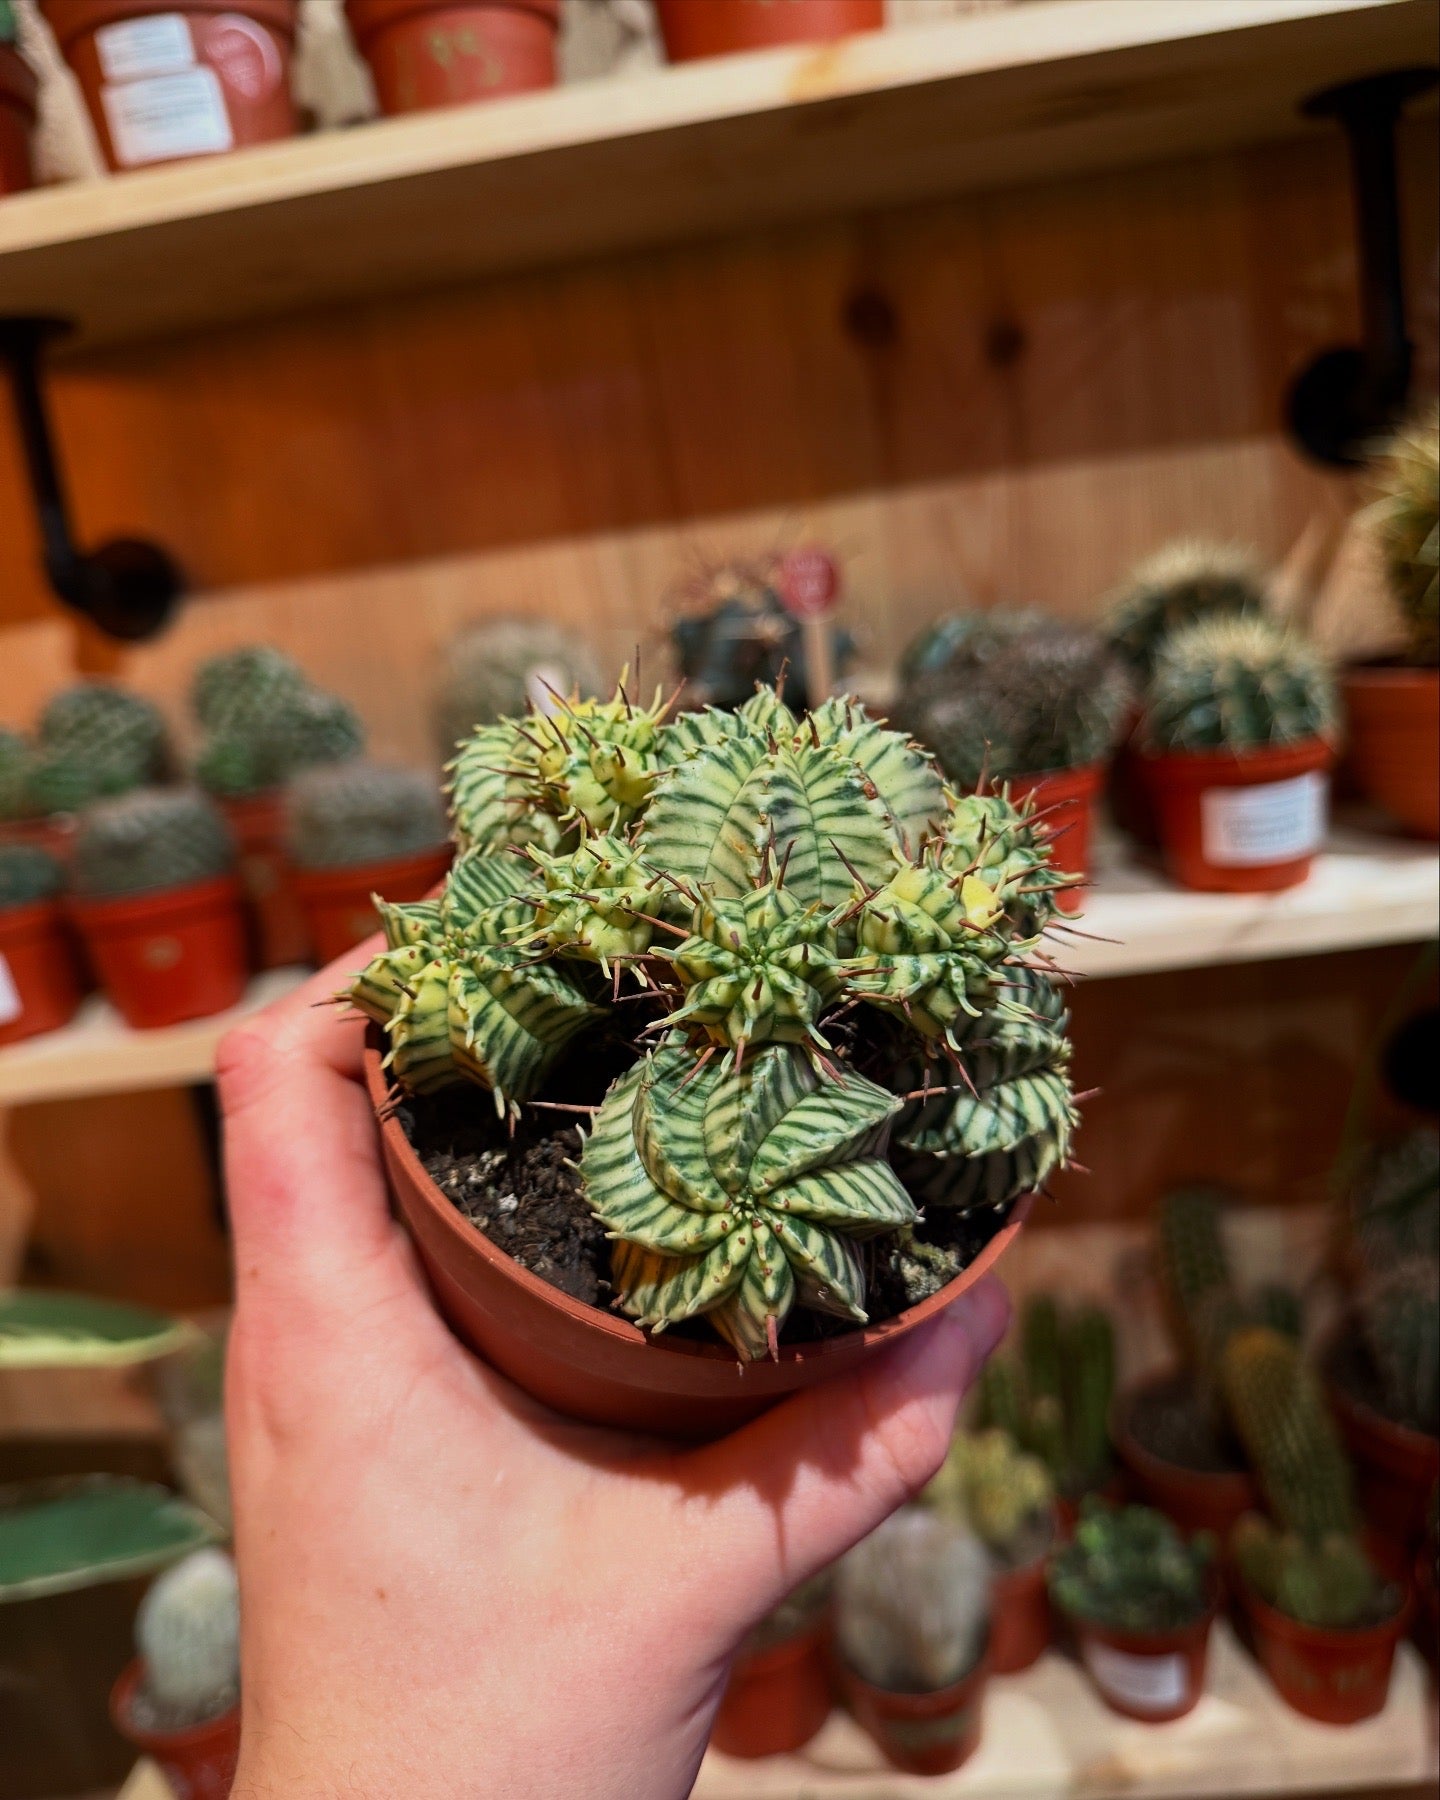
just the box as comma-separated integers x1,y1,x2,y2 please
833,1646,988,1777
0,900,84,1046
1341,666,1439,840
1006,763,1103,916
1070,1598,1217,1723
1112,1378,1259,1545
365,1039,1035,1436
1139,738,1334,893
221,791,310,970
656,0,883,62
296,845,453,966
41,1,298,172
711,1619,832,1759
989,1550,1053,1675
1238,1581,1412,1725
69,877,247,1030
110,1659,240,1800
346,0,559,114
0,35,38,195
1327,1359,1440,1583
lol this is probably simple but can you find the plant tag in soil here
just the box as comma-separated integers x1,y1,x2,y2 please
1200,772,1326,866
1082,1641,1187,1714
96,14,196,82
102,68,233,166
0,954,19,1027
777,548,839,619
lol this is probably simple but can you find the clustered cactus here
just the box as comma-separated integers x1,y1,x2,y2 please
0,843,63,911
924,1427,1055,1569
1048,1501,1213,1634
1370,404,1439,665
191,645,363,799
1231,1516,1379,1630
669,559,854,709
897,611,1132,788
133,1548,239,1730
347,682,1080,1360
975,1294,1114,1498
2,684,169,820
1349,1129,1439,1433
432,618,603,757
286,761,448,872
1104,541,1266,681
1141,615,1337,754
835,1508,990,1693
72,789,234,901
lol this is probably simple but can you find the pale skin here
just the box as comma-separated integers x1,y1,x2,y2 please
219,960,1010,1799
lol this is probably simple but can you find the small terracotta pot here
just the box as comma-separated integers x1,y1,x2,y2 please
656,0,882,62
1139,738,1334,892
1415,1547,1438,1672
834,1647,987,1777
0,37,38,195
365,1037,1034,1435
346,0,559,113
1068,1597,1216,1723
1112,1378,1259,1545
1238,1580,1412,1724
1342,665,1439,840
989,1548,1053,1675
1327,1347,1440,1582
0,900,84,1046
295,845,453,966
110,1658,240,1800
41,1,297,172
221,790,310,970
711,1619,832,1759
1005,763,1104,915
70,876,247,1030
0,815,78,862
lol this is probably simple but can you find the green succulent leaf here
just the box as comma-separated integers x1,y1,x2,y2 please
0,1292,191,1369
0,1479,222,1603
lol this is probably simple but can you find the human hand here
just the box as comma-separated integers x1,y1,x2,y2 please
218,959,1009,1799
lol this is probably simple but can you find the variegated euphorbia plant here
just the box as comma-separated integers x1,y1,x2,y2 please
345,684,1080,1361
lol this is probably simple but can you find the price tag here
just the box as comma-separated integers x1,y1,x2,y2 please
1201,772,1326,866
1083,1641,1187,1715
777,548,839,619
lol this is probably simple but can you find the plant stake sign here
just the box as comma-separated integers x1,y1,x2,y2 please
777,547,840,709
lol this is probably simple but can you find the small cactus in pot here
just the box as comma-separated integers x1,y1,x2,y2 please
191,645,363,800
1141,615,1337,756
1105,540,1267,683
1370,403,1439,668
25,683,169,818
72,790,234,901
432,618,603,756
0,842,79,1045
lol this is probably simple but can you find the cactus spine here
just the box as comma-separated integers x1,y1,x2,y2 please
1371,404,1439,664
835,1509,990,1692
1142,615,1336,754
72,790,233,900
135,1548,239,1729
1104,540,1266,680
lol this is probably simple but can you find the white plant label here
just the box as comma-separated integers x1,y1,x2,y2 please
96,14,195,82
102,69,234,167
1200,771,1326,867
1083,1641,1186,1715
0,954,21,1028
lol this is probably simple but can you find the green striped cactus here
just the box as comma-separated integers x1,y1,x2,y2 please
1142,615,1336,754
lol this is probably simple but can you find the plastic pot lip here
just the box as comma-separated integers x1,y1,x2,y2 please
110,1657,241,1753
363,1036,1035,1373
1136,737,1337,783
1000,761,1107,802
1323,1327,1440,1470
733,1613,831,1674
42,0,298,53
1236,1574,1414,1647
1111,1372,1259,1498
1342,662,1440,689
833,1642,990,1712
68,873,242,927
0,897,63,937
293,844,452,896
345,0,561,41
0,40,38,115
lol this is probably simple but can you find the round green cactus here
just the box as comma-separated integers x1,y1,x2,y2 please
72,789,233,901
1105,540,1266,680
286,761,447,872
1142,614,1337,754
30,683,168,815
193,647,363,800
1049,1501,1213,1634
0,727,32,823
190,646,305,735
433,618,603,755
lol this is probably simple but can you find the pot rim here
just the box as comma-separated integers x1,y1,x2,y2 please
1237,1571,1414,1647
292,843,452,895
344,0,562,40
1341,661,1440,686
67,872,242,925
1000,760,1107,798
364,1037,1035,1372
0,39,38,116
1111,1372,1258,1496
109,1656,241,1754
0,896,63,937
1136,737,1337,780
1323,1324,1440,1465
41,0,298,54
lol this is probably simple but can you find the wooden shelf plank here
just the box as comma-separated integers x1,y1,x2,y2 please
0,0,1431,349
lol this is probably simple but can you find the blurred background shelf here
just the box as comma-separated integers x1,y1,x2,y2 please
0,0,1431,349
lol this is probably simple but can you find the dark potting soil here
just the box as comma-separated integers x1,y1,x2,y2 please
1126,1373,1248,1475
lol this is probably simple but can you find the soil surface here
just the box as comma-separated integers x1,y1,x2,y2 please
1124,1373,1248,1475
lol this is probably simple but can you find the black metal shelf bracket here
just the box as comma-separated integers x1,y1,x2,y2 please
0,316,181,640
1286,65,1439,468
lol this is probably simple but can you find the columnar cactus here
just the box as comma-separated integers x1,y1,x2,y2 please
1231,1516,1378,1629
975,1294,1115,1496
72,789,234,900
1142,615,1336,754
1048,1501,1213,1633
0,844,63,910
27,683,168,816
1158,1187,1246,1374
286,761,448,870
347,682,1081,1360
192,645,363,799
835,1509,990,1692
1220,1328,1356,1540
1371,404,1439,665
135,1548,239,1729
1104,540,1266,681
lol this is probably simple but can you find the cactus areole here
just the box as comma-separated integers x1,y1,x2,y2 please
349,683,1081,1430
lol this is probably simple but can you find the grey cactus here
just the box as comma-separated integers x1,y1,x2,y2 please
1105,540,1266,681
192,645,363,799
72,789,234,900
1142,615,1337,754
0,843,63,910
433,618,604,756
286,761,448,871
835,1508,990,1693
135,1548,239,1729
27,683,168,816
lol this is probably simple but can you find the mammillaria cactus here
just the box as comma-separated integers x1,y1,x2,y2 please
1371,405,1439,664
134,1547,239,1729
924,1427,1054,1568
348,682,1081,1360
26,683,168,816
1049,1501,1213,1634
1142,615,1337,754
1231,1515,1381,1629
835,1508,990,1692
72,789,233,900
433,618,603,755
287,761,448,871
1105,540,1266,680
976,1294,1114,1497
0,843,62,910
1220,1327,1356,1540
192,645,363,799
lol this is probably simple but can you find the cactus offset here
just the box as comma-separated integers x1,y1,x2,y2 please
1370,405,1439,665
28,684,168,815
835,1509,990,1692
286,761,447,871
1105,540,1266,681
72,789,233,900
1049,1501,1213,1634
1232,1515,1380,1629
433,618,603,755
134,1548,239,1729
1142,615,1336,754
0,844,62,910
1220,1328,1356,1539
924,1428,1055,1569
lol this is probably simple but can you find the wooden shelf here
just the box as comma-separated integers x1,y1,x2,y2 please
0,0,1431,349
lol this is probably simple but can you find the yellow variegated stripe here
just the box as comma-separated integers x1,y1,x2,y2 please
766,1159,915,1234
811,697,947,856
634,1053,733,1213
348,942,430,1027
610,1229,753,1329
768,1214,867,1320
378,898,442,951
444,849,534,929
448,955,594,1104
386,960,461,1094
751,1071,901,1191
707,1220,795,1359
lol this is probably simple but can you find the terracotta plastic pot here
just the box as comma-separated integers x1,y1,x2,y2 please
1139,738,1334,892
989,1548,1052,1675
1327,1347,1440,1582
222,790,310,970
1238,1580,1412,1724
1112,1378,1259,1544
41,1,297,172
711,1619,832,1759
296,845,453,966
345,0,559,113
1342,665,1439,840
365,1037,1034,1435
1068,1598,1216,1723
70,876,247,1030
834,1646,987,1777
656,0,882,62
1006,763,1103,916
110,1658,240,1800
0,900,84,1046
1416,1548,1438,1671
0,38,38,195
0,815,78,862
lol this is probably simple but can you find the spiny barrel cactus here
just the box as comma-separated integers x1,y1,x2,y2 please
27,683,168,816
835,1508,990,1693
1232,1515,1379,1629
1142,615,1336,754
975,1294,1114,1496
1105,540,1266,681
1371,405,1439,665
135,1547,239,1729
286,761,448,871
924,1427,1055,1568
1049,1501,1213,1634
433,617,603,756
72,789,234,900
0,843,63,910
348,682,1081,1361
192,645,363,799
1220,1327,1356,1540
